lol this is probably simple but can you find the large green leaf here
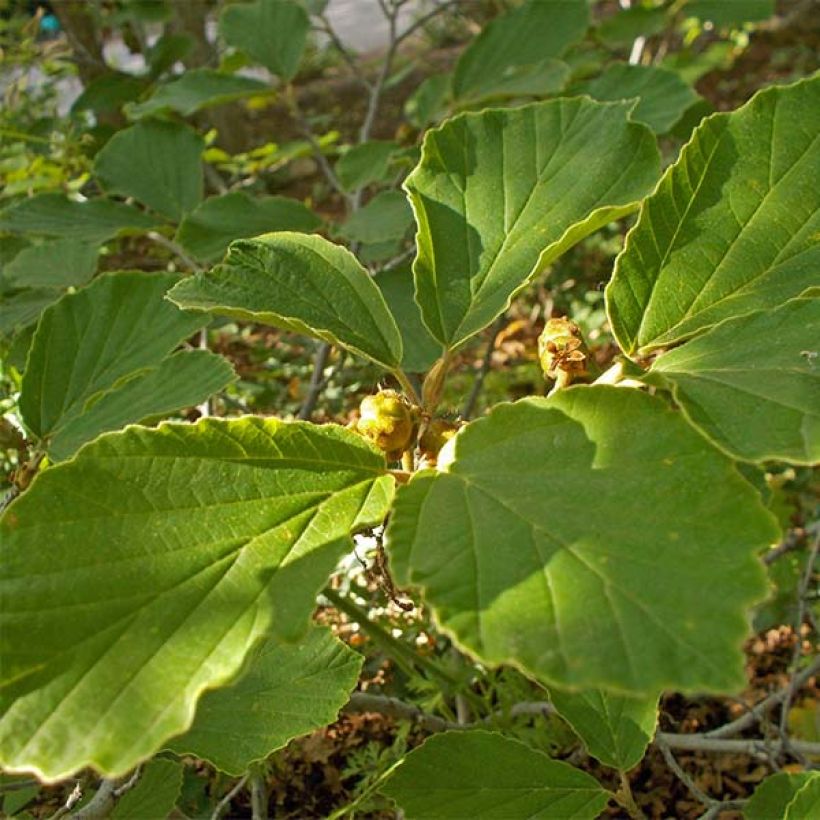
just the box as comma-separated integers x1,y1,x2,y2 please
386,386,776,694
574,64,700,134
549,688,658,771
93,120,204,221
219,0,309,80
175,191,322,263
111,759,183,819
0,193,159,243
19,272,214,459
405,98,660,350
381,731,609,819
169,232,403,370
127,69,271,119
745,772,820,820
0,418,392,780
650,298,820,465
452,0,588,102
606,76,820,356
1,239,99,290
168,626,362,774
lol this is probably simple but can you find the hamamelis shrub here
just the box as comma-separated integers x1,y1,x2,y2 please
2,71,818,817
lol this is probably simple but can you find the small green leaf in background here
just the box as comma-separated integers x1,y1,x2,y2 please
549,688,659,771
744,771,820,820
606,76,820,356
387,386,777,694
145,32,195,79
0,193,160,243
406,97,660,350
168,626,362,774
574,63,700,134
0,290,59,337
338,190,413,244
452,0,588,102
219,0,310,80
404,73,451,129
71,72,147,116
336,141,397,192
0,418,392,780
176,191,322,263
111,759,183,819
596,5,668,47
683,0,775,27
19,271,229,460
127,69,271,119
93,120,204,221
375,262,442,373
650,298,820,465
1,238,99,290
381,730,609,819
169,232,403,370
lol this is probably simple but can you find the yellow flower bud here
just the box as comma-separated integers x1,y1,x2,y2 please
356,390,416,457
537,317,590,383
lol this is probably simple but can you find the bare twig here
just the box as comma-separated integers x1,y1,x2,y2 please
316,13,372,91
344,691,459,732
462,314,506,419
210,774,249,820
656,732,820,758
47,782,82,820
71,769,142,820
147,231,202,273
298,341,333,420
763,529,804,565
656,735,717,810
0,484,20,513
249,766,268,820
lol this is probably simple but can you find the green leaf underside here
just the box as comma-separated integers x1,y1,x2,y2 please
176,191,322,263
386,386,776,694
127,69,270,118
0,194,159,243
651,298,820,464
606,76,820,356
110,759,183,819
219,0,309,80
0,290,59,337
93,120,204,221
169,232,403,370
336,141,397,192
745,772,820,820
168,626,362,774
1,239,99,290
0,418,392,780
549,688,658,771
406,97,660,350
452,0,588,102
19,272,211,458
381,731,608,819
574,64,700,134
339,190,414,244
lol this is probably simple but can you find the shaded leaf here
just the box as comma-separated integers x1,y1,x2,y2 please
404,73,451,129
1,239,99,290
596,6,668,47
168,626,362,774
684,0,774,26
745,771,820,820
71,73,146,115
339,190,414,244
0,418,392,780
336,141,397,192
381,730,608,818
386,386,776,694
111,759,183,819
606,77,820,356
406,97,660,350
176,191,321,263
169,232,403,370
0,289,61,337
94,120,204,221
650,298,820,464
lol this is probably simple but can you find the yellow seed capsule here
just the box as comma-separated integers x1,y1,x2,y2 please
356,390,416,457
537,317,590,382
419,418,461,461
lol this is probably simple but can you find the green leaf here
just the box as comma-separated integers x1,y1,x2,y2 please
452,0,588,102
650,298,820,465
0,289,61,337
176,191,322,263
93,120,204,221
219,0,309,80
375,263,442,373
745,771,820,820
145,32,195,79
111,759,183,819
459,58,569,103
596,6,668,47
0,194,160,243
386,386,776,694
606,76,820,356
404,73,451,129
574,63,700,134
683,0,774,26
1,239,99,290
71,73,147,115
169,232,403,370
19,272,212,459
168,626,362,774
127,69,271,119
381,730,609,819
0,418,392,780
336,141,397,192
549,688,658,771
338,190,414,244
406,97,660,350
